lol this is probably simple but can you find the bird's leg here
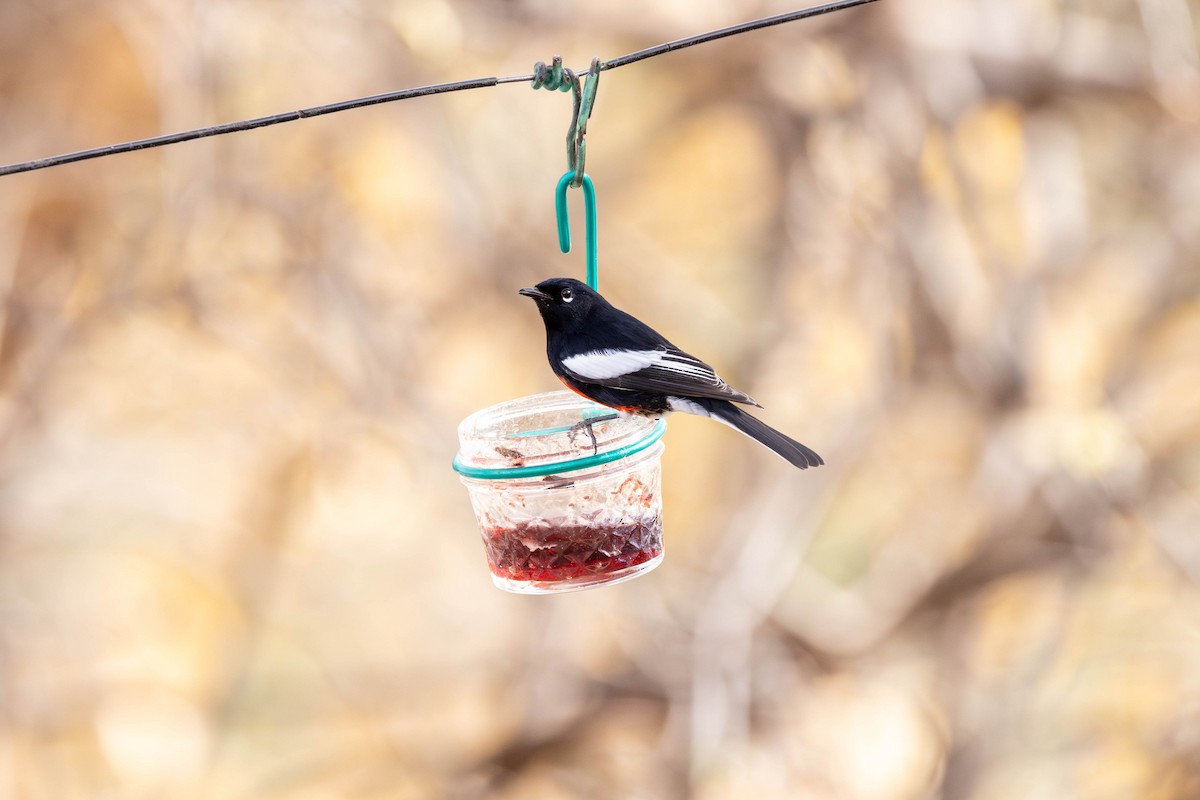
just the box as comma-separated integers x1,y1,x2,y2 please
567,413,620,456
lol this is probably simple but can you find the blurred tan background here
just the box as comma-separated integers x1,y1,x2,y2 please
1,0,1199,797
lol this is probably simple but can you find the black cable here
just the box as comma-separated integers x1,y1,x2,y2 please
0,0,879,178
600,0,879,70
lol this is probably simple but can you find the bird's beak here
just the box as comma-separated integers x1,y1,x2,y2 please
518,287,551,301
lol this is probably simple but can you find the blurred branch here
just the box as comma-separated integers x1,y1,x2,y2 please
461,668,678,800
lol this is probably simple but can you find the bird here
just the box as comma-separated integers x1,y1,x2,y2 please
518,277,824,469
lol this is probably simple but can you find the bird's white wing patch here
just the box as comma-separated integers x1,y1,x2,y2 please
562,349,664,380
659,352,718,381
563,349,720,382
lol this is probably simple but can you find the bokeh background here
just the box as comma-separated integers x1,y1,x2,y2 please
2,0,1199,797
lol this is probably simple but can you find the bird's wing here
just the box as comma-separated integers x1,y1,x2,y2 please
560,347,761,406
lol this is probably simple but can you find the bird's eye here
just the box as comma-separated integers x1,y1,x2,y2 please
560,288,574,303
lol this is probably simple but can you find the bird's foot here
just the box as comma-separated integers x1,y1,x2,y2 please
567,413,619,456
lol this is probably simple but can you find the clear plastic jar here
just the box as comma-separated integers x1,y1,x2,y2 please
453,390,667,594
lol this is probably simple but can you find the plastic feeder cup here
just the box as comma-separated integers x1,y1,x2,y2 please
453,390,667,594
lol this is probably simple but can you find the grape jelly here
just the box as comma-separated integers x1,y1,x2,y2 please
482,516,663,589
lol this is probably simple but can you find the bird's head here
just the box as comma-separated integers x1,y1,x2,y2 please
518,278,605,332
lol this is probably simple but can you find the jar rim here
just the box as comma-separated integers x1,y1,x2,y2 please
452,391,667,480
453,418,665,479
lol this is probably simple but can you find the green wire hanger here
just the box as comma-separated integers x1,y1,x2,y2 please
532,56,602,291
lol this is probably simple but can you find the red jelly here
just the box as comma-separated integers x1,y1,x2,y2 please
482,517,663,588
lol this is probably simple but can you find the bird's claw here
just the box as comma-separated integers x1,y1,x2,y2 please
567,413,620,456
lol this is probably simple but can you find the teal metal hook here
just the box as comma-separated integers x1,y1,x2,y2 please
535,56,603,290
555,171,597,290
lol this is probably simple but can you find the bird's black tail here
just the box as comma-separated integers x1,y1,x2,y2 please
702,400,824,469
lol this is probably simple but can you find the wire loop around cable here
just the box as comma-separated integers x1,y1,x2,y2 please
530,56,574,92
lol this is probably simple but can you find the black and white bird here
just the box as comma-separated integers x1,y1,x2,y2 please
519,277,824,469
